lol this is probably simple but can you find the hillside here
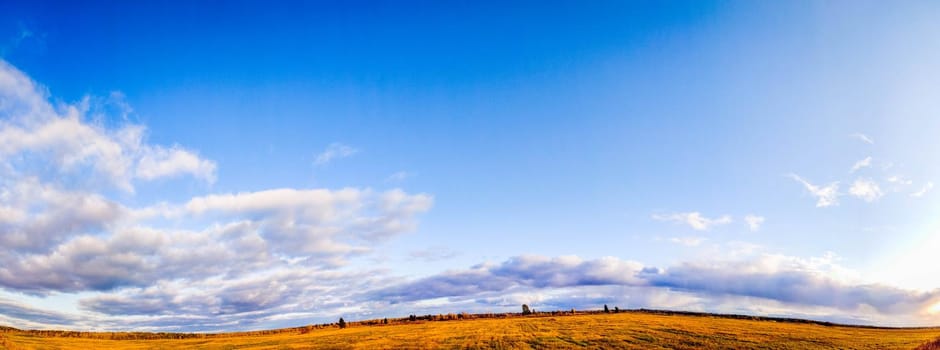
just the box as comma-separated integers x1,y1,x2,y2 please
2,310,940,349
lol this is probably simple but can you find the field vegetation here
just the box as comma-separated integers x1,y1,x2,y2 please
2,309,940,349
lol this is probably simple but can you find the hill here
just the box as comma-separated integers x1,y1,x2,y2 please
2,310,939,349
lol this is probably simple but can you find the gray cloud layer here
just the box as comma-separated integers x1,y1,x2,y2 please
370,254,940,318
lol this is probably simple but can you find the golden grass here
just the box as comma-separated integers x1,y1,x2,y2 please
2,311,940,349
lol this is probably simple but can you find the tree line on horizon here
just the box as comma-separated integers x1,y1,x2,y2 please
0,305,627,340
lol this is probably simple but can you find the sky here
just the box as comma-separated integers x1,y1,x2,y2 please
2,0,940,331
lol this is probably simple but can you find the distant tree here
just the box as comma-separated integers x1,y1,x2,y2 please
604,304,610,313
409,314,417,322
614,306,620,313
383,318,389,325
338,317,346,329
522,304,532,315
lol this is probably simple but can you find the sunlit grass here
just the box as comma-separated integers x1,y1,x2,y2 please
2,310,939,349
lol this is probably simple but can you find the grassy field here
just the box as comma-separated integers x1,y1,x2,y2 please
2,311,940,349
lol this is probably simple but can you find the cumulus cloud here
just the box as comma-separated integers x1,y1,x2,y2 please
314,143,357,165
744,215,765,232
0,177,126,252
0,187,433,295
79,267,381,316
0,61,216,192
652,212,732,231
135,146,217,183
911,182,934,198
0,60,434,331
850,156,872,173
788,174,840,207
182,188,432,257
849,178,883,202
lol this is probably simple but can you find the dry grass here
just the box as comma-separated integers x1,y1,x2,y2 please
916,337,940,350
2,311,940,349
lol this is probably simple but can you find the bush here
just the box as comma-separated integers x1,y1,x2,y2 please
338,318,346,329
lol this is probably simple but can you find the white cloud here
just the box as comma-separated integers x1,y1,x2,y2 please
744,215,765,232
652,212,732,231
850,133,875,145
911,182,934,198
788,174,840,207
385,171,413,182
0,176,126,252
886,176,912,186
0,62,216,192
669,236,705,246
0,60,439,331
410,246,460,261
179,188,433,257
314,143,357,165
850,156,872,173
849,178,883,202
136,146,217,183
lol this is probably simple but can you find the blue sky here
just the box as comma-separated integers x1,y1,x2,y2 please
2,0,940,331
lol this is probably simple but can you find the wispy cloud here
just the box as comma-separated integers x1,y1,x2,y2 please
911,182,934,198
744,215,765,232
886,176,912,186
1,23,39,57
850,156,872,173
409,246,460,261
850,133,875,145
788,174,839,207
652,212,732,231
314,143,358,165
386,171,414,182
849,178,883,202
669,236,705,246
